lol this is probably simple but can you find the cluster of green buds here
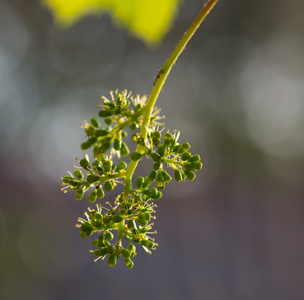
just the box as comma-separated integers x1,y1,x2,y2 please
61,90,202,268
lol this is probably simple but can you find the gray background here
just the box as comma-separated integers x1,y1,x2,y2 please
1,0,304,299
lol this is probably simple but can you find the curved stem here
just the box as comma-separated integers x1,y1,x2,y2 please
123,0,218,198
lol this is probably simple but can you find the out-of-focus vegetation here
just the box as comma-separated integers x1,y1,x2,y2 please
42,0,180,45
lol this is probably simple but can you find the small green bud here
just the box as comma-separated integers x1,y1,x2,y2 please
141,239,154,249
151,152,161,162
105,231,114,241
156,180,165,190
95,129,108,137
137,218,148,227
152,137,160,145
130,152,144,161
120,142,129,156
127,243,136,254
129,122,138,130
84,126,95,136
79,157,90,170
81,137,97,150
93,249,103,257
178,142,191,154
188,154,201,162
73,169,83,180
136,177,144,188
103,160,112,172
141,178,152,189
127,219,136,229
174,169,184,182
124,258,134,269
164,132,173,146
104,117,113,125
152,131,161,139
160,170,172,182
143,213,151,221
107,245,115,254
80,231,92,238
143,187,158,198
62,176,75,184
148,170,157,182
104,181,113,192
92,239,103,247
113,138,121,150
115,161,127,172
90,117,99,128
108,254,117,267
113,215,123,223
194,162,203,170
181,152,191,161
155,191,162,199
80,222,93,232
121,131,127,138
99,110,113,118
153,162,161,170
184,163,194,171
157,144,166,157
75,189,84,200
184,170,196,181
87,174,100,183
122,249,131,258
97,188,105,199
88,190,97,203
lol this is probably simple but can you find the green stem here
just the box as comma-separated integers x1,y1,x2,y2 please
123,0,218,198
116,219,125,246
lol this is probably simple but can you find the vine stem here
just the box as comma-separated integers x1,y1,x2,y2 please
124,0,218,197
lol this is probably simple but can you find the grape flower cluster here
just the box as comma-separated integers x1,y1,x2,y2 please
61,90,202,268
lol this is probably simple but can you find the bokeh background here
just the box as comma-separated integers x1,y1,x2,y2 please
1,0,304,299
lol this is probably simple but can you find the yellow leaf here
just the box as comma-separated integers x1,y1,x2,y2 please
42,0,180,45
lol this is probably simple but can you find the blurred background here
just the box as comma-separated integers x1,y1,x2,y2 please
1,0,304,299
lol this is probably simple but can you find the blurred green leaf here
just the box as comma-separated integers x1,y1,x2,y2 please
42,0,181,45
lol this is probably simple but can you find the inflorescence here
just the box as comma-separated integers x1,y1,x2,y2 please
61,90,202,268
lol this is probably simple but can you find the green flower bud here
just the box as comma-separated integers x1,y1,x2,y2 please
136,176,144,188
194,162,203,170
127,243,136,254
80,231,92,238
122,249,131,258
127,219,136,229
164,132,173,146
104,117,113,125
93,249,103,257
73,169,83,180
107,245,115,254
75,189,84,200
97,188,105,199
103,160,112,172
121,131,127,138
156,180,165,190
174,169,184,182
99,137,112,153
108,254,117,267
105,231,114,241
62,176,75,184
81,137,97,150
148,170,157,182
141,239,154,249
178,142,191,154
79,157,90,170
152,137,160,145
141,178,152,189
188,154,201,162
94,129,108,137
124,258,134,269
184,170,196,181
153,162,161,170
115,246,122,257
137,218,148,227
152,131,161,139
184,163,194,171
181,152,191,161
115,161,127,172
130,152,144,161
113,138,121,150
92,221,102,229
84,126,95,136
120,142,129,157
88,190,97,203
90,117,99,128
92,239,103,247
99,110,113,118
157,144,166,157
155,191,162,199
87,174,100,183
143,187,158,198
104,181,113,192
129,123,138,130
80,222,93,232
160,170,172,182
135,103,141,111
113,215,123,223
151,152,161,162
